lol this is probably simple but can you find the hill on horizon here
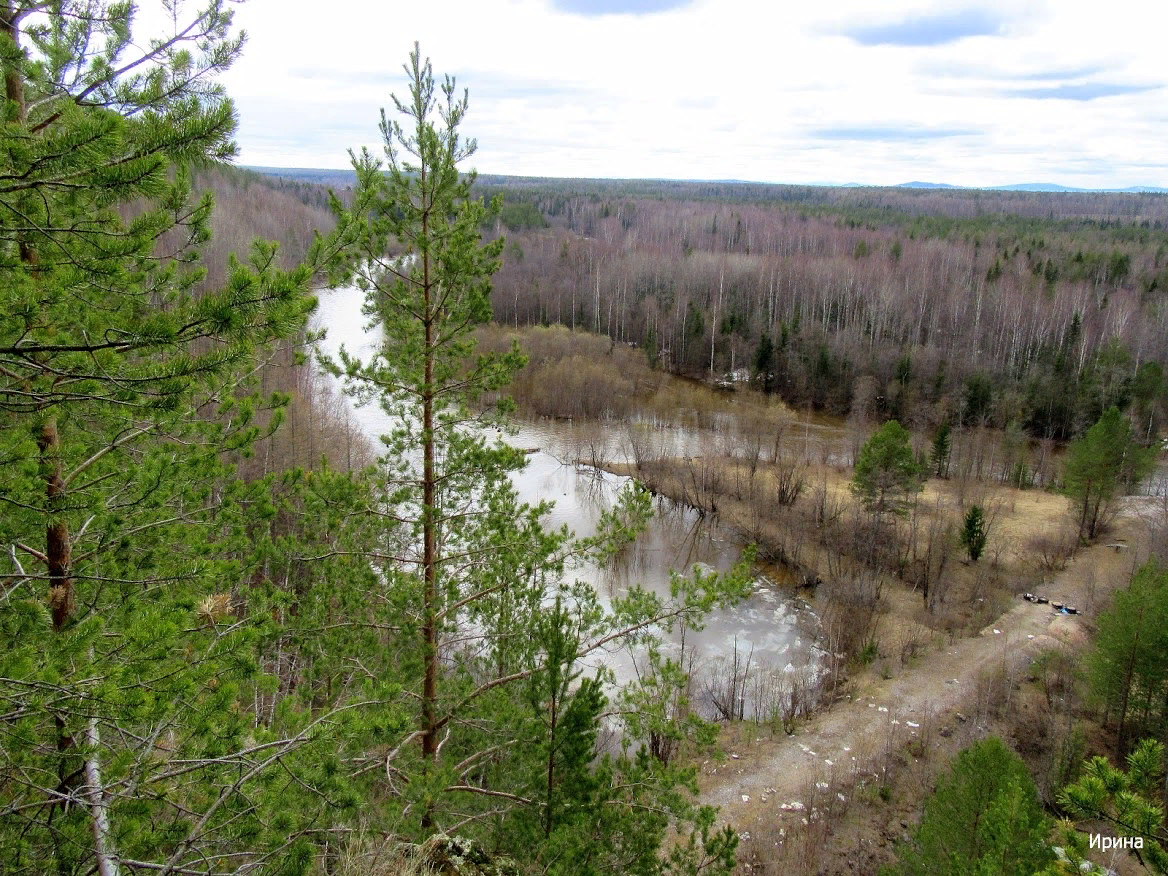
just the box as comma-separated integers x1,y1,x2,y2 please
245,166,1167,196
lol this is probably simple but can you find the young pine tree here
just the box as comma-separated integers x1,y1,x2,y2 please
889,737,1053,876
1064,406,1156,541
324,44,746,870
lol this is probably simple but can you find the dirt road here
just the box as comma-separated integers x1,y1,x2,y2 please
699,519,1146,817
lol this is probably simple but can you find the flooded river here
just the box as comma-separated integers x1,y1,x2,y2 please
312,287,822,715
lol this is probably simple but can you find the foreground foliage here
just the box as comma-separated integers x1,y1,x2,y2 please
886,737,1053,876
0,2,360,873
321,44,745,873
0,9,744,876
1055,738,1168,874
1089,558,1168,756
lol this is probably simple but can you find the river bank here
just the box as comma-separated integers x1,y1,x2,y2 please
699,512,1150,875
605,452,1162,874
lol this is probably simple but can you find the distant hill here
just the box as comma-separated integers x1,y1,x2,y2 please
899,180,1168,194
248,166,1167,198
247,166,357,188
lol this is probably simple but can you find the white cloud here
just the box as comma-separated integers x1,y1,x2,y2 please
207,0,1167,187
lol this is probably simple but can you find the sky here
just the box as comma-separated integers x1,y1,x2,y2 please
211,0,1167,189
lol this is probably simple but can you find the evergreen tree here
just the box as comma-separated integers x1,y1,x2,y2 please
888,737,1053,876
1088,559,1168,755
0,4,361,874
851,420,924,518
325,44,746,869
931,421,952,478
1057,738,1168,873
963,373,994,426
1064,407,1156,541
643,324,659,369
961,505,988,562
754,332,775,393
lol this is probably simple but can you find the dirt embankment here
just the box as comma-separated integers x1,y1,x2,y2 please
696,520,1147,874
609,453,1162,873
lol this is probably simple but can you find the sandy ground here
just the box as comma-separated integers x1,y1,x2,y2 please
692,504,1159,873
702,596,1071,808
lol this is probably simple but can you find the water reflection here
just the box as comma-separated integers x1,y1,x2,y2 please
312,287,821,717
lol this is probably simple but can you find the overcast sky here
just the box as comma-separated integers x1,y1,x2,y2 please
216,0,1167,188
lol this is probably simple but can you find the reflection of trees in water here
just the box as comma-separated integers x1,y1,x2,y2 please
653,497,723,569
600,534,653,598
574,467,612,513
598,495,730,599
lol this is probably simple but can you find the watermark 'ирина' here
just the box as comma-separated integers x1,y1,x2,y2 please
1089,834,1143,850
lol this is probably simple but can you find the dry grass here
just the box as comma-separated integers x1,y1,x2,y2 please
609,446,1106,686
476,324,805,434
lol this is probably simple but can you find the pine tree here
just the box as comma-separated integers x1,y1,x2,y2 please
1088,559,1168,756
1056,738,1168,873
325,44,747,868
890,737,1053,876
0,4,355,874
1064,406,1156,541
851,420,924,518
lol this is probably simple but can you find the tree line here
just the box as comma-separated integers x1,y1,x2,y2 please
466,177,1168,443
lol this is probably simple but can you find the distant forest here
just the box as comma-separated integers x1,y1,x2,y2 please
255,168,1168,443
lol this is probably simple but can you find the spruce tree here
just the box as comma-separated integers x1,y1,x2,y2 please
931,421,951,478
754,332,775,393
961,505,988,562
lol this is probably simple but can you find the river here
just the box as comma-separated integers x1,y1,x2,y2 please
311,286,822,719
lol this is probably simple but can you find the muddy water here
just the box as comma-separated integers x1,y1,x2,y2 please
312,287,822,707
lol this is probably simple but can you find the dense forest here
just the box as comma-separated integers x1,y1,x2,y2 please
260,168,1168,444
481,180,1168,441
5,3,1168,876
